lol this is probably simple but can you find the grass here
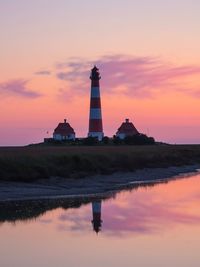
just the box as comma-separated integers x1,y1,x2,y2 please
0,145,200,182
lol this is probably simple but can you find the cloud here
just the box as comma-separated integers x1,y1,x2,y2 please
55,188,200,237
34,70,51,75
56,55,200,98
54,194,200,236
0,79,42,98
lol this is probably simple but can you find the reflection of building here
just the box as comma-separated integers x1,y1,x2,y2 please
91,201,102,233
116,118,139,139
88,66,104,141
53,119,75,141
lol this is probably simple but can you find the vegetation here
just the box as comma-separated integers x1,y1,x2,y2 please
0,182,158,223
0,145,200,182
0,197,92,223
44,134,155,146
112,134,155,145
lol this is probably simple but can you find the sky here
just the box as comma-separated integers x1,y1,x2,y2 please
0,0,200,145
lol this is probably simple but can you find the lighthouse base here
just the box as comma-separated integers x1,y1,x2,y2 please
88,132,104,141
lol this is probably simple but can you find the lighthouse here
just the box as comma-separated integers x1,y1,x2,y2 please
91,201,102,234
88,66,104,141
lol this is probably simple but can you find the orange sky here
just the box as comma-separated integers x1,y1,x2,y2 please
0,1,200,145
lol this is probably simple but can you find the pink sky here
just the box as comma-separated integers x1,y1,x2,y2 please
0,1,200,145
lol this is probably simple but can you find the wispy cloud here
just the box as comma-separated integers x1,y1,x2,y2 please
0,79,42,98
34,70,51,76
56,54,200,98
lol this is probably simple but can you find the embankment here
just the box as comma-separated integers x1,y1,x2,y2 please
0,144,200,182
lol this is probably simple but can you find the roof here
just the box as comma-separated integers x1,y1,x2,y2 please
116,119,139,136
54,119,75,135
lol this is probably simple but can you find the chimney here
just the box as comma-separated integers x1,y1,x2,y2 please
125,119,129,123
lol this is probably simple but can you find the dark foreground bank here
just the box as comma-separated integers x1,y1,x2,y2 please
0,164,199,202
0,145,200,182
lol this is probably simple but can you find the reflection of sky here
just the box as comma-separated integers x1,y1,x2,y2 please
37,174,200,237
2,174,200,267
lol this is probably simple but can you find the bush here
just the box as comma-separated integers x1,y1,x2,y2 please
113,136,123,145
82,137,98,146
124,134,155,145
102,136,110,144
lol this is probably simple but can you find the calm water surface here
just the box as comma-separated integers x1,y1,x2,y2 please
1,173,200,267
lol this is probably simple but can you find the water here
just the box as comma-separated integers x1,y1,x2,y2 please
1,173,200,267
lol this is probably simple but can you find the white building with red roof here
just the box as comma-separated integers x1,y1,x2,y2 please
53,119,75,141
116,119,139,139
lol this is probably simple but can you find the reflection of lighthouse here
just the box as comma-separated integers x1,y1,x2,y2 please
91,201,102,234
88,66,104,141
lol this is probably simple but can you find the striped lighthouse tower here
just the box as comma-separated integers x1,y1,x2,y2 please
88,66,104,141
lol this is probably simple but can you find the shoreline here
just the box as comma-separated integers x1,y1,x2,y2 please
0,164,200,203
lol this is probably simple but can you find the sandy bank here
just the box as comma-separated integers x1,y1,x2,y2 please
0,164,200,202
